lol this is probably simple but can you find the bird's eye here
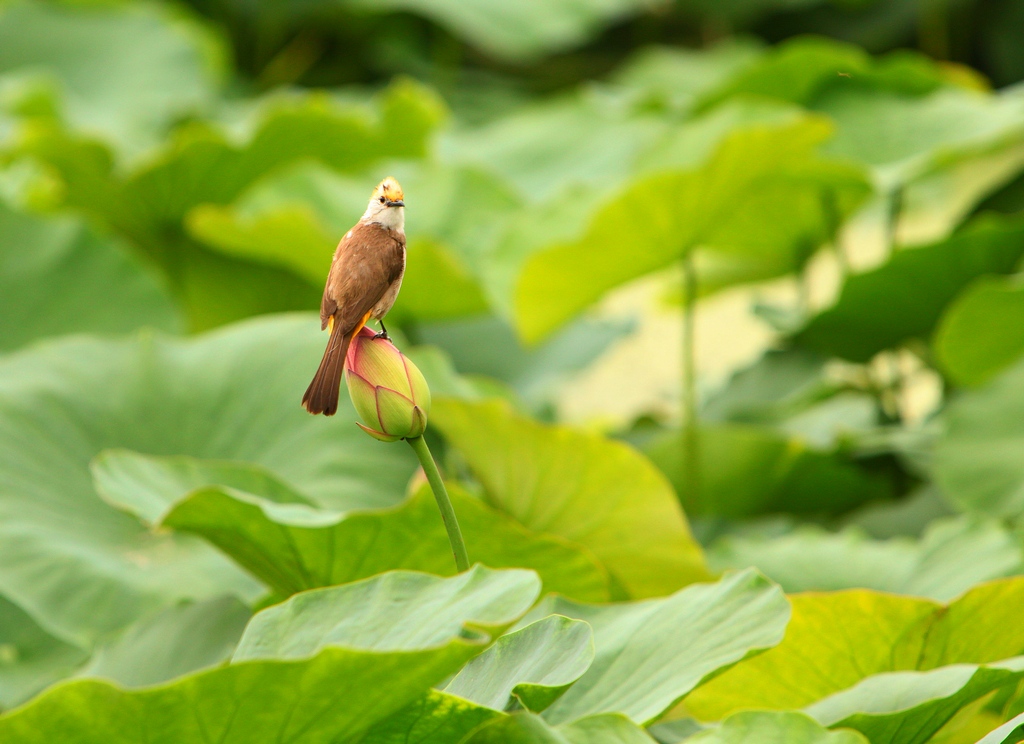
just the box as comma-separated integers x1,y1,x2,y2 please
379,196,386,203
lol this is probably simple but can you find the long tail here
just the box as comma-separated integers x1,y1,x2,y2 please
302,318,352,416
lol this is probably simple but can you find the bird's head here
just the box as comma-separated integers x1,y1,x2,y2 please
362,176,405,230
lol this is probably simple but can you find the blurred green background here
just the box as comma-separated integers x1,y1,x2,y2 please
3,0,1024,736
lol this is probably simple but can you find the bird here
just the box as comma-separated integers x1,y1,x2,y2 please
302,176,406,416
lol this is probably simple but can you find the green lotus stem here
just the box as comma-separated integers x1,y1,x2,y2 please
681,251,700,515
887,185,904,254
882,186,906,424
407,435,470,572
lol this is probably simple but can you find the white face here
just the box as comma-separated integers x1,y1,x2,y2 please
362,198,405,231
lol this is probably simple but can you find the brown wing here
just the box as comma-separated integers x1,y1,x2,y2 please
320,222,405,333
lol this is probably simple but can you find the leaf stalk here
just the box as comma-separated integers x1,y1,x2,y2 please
407,435,470,572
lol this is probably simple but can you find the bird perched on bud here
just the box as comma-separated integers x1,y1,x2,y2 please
302,176,406,416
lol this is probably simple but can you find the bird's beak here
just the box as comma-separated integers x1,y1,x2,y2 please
386,200,405,208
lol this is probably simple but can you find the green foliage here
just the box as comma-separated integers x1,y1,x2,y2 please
96,450,610,601
807,658,1024,744
687,577,1024,720
358,691,501,744
75,596,250,688
977,712,1024,744
708,517,1022,600
445,615,595,712
232,566,540,660
0,568,538,742
0,316,413,647
645,423,890,517
0,650,466,743
514,116,870,342
185,161,503,322
415,314,634,412
0,595,88,710
695,37,947,109
934,358,1024,518
934,274,1024,387
4,1,1024,741
796,216,1024,362
536,568,789,725
688,711,868,744
19,80,444,329
0,0,222,154
431,398,710,598
465,711,657,742
0,200,181,352
343,0,657,63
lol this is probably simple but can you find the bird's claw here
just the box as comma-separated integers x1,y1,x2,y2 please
373,331,390,341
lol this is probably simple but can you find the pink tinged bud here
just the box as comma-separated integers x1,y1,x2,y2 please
344,327,431,440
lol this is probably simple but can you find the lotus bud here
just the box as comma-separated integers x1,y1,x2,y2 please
344,327,431,441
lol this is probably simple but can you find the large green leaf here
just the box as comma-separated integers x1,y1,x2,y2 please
893,139,1024,246
934,357,1024,518
443,90,669,204
395,238,492,322
233,566,540,661
0,594,87,711
0,648,468,743
612,41,764,116
0,105,13,147
93,449,314,522
688,711,868,744
934,274,1024,387
513,117,870,342
696,342,891,453
343,0,656,62
841,486,956,541
446,615,595,712
446,90,798,222
184,192,344,288
685,577,1024,720
648,718,705,743
700,348,832,425
75,596,250,689
0,568,537,743
174,482,608,601
697,348,883,452
532,569,789,725
704,49,1024,235
697,36,948,112
0,314,414,646
708,517,1022,601
0,0,221,154
795,215,1024,362
644,423,889,518
479,99,806,317
976,711,1024,743
816,86,1024,186
804,80,1024,257
0,201,181,353
95,449,610,601
465,711,656,743
807,657,1024,744
357,690,501,743
431,398,709,599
